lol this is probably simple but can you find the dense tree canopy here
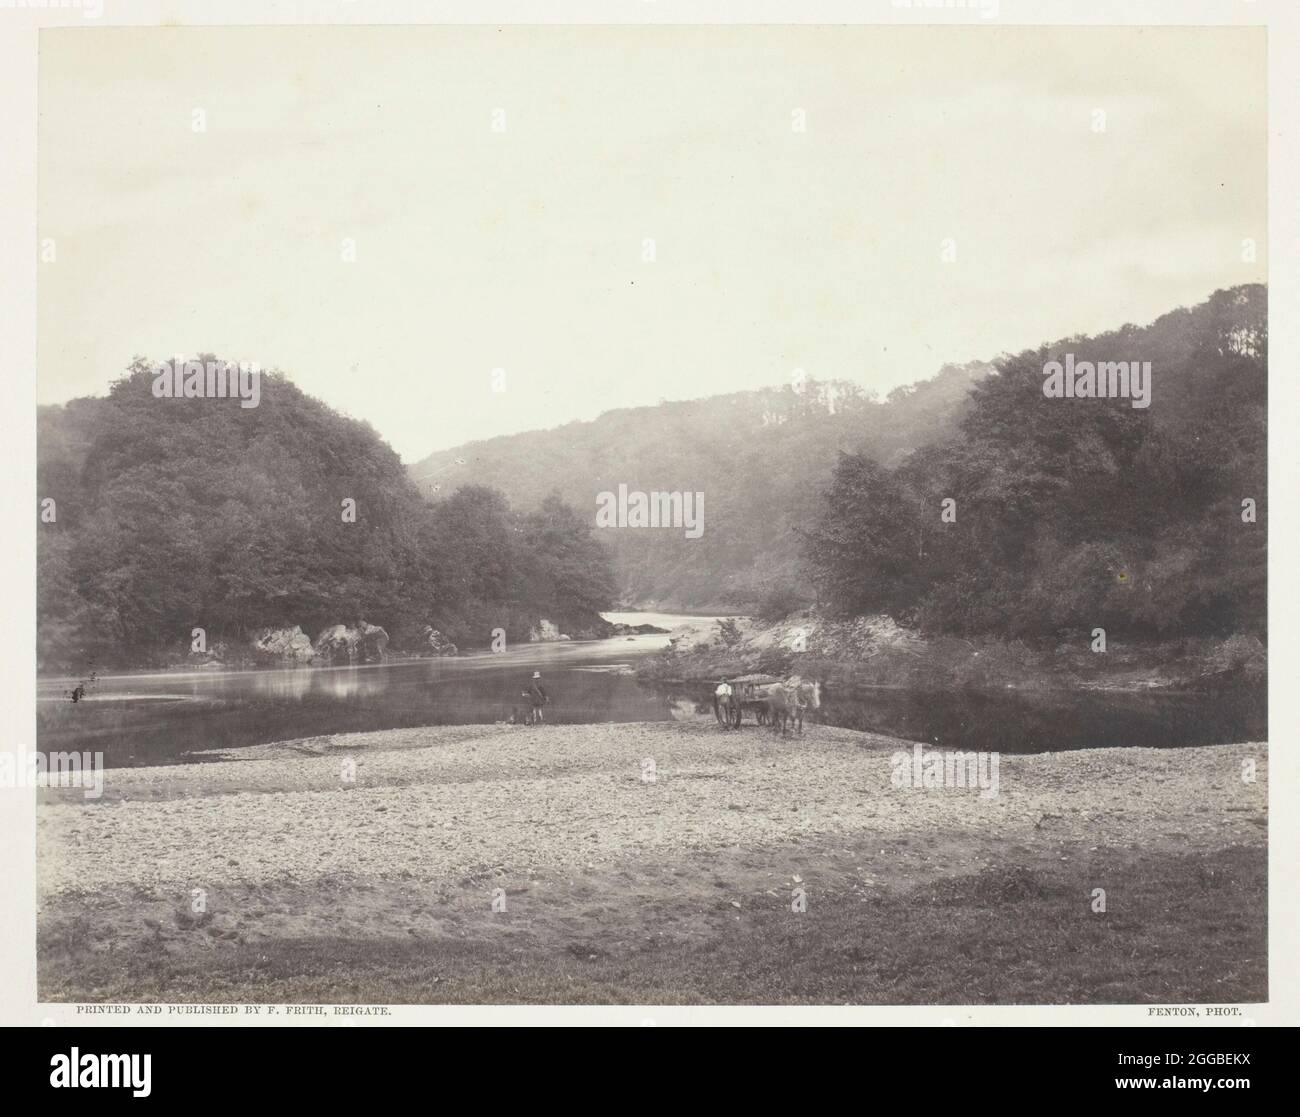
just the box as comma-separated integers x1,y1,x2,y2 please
801,286,1266,638
37,360,615,669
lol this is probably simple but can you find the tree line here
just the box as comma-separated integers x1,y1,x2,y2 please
800,285,1266,639
37,360,615,670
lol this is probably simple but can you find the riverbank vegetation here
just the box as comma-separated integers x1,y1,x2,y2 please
800,286,1265,643
643,286,1266,691
37,362,616,672
637,613,1266,693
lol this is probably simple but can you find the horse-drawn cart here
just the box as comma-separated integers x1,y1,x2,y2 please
713,673,782,728
713,673,822,734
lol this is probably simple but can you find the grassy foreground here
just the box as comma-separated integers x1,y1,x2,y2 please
41,845,1263,1005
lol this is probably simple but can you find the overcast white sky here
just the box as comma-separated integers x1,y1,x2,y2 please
38,25,1265,461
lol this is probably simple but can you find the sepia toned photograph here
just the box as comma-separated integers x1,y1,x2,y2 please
27,17,1269,1013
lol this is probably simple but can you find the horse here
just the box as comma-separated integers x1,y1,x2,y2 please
762,676,822,737
789,677,822,734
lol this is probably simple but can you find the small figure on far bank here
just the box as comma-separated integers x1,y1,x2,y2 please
66,671,98,703
524,671,549,725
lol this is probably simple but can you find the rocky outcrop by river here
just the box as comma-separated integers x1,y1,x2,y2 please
250,625,316,662
315,622,391,665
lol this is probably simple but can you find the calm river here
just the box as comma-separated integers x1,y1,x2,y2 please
37,612,1266,767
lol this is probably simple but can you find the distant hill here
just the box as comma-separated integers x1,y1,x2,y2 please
409,361,995,609
412,286,1266,620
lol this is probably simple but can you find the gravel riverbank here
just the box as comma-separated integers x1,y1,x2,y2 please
37,720,1267,1004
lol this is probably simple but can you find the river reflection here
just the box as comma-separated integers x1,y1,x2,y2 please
243,666,389,701
654,679,1267,756
35,614,717,768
